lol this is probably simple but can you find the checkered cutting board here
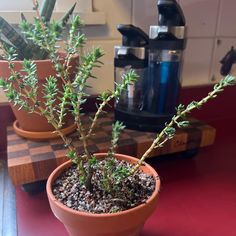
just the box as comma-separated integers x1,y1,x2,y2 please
7,113,216,186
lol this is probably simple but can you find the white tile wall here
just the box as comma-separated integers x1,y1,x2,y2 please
0,0,91,12
217,0,236,37
132,0,157,34
86,0,236,91
182,38,214,86
179,0,220,37
132,0,236,86
56,1,92,12
0,0,42,10
84,39,121,94
84,0,132,40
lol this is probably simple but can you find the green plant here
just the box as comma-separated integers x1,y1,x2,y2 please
0,0,76,60
0,1,236,211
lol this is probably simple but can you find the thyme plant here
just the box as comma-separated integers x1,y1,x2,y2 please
0,1,236,195
0,2,138,192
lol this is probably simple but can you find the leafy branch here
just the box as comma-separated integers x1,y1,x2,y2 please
129,75,236,175
87,70,138,138
108,121,126,157
5,7,139,191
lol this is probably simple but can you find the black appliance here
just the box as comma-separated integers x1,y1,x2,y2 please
115,0,187,132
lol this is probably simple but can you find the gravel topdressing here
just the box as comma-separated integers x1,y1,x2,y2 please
52,158,156,214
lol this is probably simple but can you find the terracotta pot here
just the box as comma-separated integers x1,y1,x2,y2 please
46,153,161,236
0,54,79,133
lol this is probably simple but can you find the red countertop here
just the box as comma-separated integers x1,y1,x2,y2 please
6,84,236,235
15,114,236,236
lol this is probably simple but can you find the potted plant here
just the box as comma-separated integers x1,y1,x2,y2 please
0,0,78,140
1,2,236,236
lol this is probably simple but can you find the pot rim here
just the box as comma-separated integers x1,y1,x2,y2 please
0,52,79,64
46,152,161,218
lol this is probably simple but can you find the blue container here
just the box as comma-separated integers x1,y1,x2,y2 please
146,51,182,116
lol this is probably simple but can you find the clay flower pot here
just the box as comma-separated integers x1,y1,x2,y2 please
0,54,79,139
46,153,161,236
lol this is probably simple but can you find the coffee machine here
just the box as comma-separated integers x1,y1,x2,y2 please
114,0,187,132
114,24,149,130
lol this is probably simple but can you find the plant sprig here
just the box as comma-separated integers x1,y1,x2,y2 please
87,70,138,138
129,75,236,175
108,121,126,157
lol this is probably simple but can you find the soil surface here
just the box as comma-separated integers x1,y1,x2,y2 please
52,158,156,214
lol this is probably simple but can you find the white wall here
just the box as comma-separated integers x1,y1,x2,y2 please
1,0,236,102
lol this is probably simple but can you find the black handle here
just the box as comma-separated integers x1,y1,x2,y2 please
117,24,149,47
157,0,185,26
220,47,236,76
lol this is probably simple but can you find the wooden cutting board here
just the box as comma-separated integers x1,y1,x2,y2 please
7,112,216,186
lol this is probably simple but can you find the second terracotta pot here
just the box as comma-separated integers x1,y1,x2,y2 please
0,54,79,134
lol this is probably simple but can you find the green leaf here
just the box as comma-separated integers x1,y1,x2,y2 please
2,43,18,61
20,13,27,22
177,121,190,128
67,150,77,160
164,127,176,138
112,166,129,183
0,16,28,51
88,155,98,168
223,75,236,86
39,0,56,22
187,101,201,110
98,91,110,101
33,0,39,10
59,3,76,27
0,78,6,88
176,104,185,114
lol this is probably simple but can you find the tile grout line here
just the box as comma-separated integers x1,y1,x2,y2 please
208,0,223,83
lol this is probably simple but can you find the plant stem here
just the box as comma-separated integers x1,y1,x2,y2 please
32,0,45,29
74,92,91,160
76,119,91,159
87,70,138,138
129,75,236,175
87,95,114,138
85,165,94,192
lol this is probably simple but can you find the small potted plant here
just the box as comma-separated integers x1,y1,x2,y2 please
1,2,235,236
0,0,78,140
